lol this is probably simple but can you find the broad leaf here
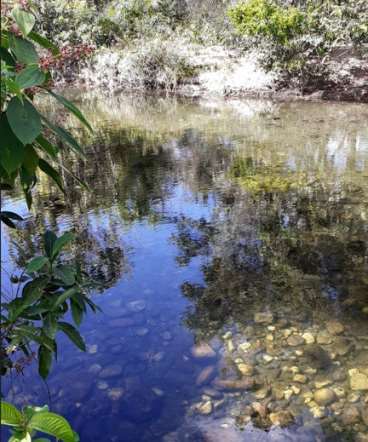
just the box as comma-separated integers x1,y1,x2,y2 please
26,256,49,273
0,211,23,228
9,35,39,64
0,401,23,427
44,230,57,259
38,345,52,379
0,113,25,175
6,97,41,145
52,287,78,309
52,232,75,259
36,135,59,158
23,145,39,175
29,412,76,442
16,65,45,89
70,300,83,326
0,46,16,66
57,322,86,351
42,117,85,157
47,90,92,132
22,276,49,306
12,8,35,36
28,31,59,56
54,265,76,286
38,159,63,191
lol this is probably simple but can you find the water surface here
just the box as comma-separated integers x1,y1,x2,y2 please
2,94,368,441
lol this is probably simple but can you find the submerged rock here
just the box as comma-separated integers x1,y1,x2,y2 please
326,320,345,335
196,366,215,385
269,410,294,427
349,369,368,391
341,405,360,425
127,300,146,313
213,377,254,390
287,335,304,346
99,364,123,379
316,331,333,345
313,388,336,406
254,312,273,324
191,342,216,358
304,344,332,369
196,400,213,415
107,388,124,401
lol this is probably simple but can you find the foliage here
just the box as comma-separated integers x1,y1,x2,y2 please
1,401,79,442
228,0,305,45
1,230,99,379
0,2,92,228
228,0,368,88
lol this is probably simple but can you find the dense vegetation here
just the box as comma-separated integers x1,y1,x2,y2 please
30,0,368,96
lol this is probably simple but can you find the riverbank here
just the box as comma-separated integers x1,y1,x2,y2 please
57,40,368,103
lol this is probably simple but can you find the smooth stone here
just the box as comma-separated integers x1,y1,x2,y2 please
263,354,274,363
254,312,273,324
196,400,212,415
87,344,98,354
293,374,307,383
341,406,360,425
238,342,252,352
326,320,345,335
313,388,336,406
213,377,254,390
127,300,146,313
97,381,109,390
107,388,124,401
253,386,270,400
99,365,123,379
302,332,315,344
196,366,215,385
316,331,333,345
314,377,332,389
88,363,102,374
237,363,254,376
273,386,285,400
349,369,368,390
333,337,352,356
332,368,346,382
287,335,304,346
191,342,216,358
347,392,360,403
269,410,294,427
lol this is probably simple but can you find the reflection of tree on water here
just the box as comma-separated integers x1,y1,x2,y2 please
173,172,368,339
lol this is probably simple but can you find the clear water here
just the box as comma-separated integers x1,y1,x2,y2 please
2,94,368,442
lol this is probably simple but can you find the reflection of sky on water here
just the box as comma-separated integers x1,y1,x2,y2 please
1,96,368,441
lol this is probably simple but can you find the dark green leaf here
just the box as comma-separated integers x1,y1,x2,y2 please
44,230,57,258
52,232,75,259
0,46,16,66
28,31,59,56
11,8,36,36
38,158,63,191
0,211,23,228
52,287,78,309
23,145,39,175
54,265,76,286
26,256,49,273
38,345,52,379
9,35,39,64
44,314,58,339
57,322,86,351
6,97,41,145
22,276,49,306
0,113,25,174
70,300,83,326
46,90,92,132
16,65,45,89
36,135,59,158
41,117,85,157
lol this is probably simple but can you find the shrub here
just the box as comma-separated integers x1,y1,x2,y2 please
228,0,305,45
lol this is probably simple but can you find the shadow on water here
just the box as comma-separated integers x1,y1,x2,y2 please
1,94,368,441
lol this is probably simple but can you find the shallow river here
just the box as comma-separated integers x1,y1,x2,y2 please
2,94,368,441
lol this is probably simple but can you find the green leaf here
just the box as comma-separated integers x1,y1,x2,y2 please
41,117,85,157
28,412,76,442
36,135,59,158
0,113,25,175
52,287,78,309
44,314,58,339
33,439,51,442
9,35,39,64
38,345,52,379
52,232,75,259
57,322,86,351
44,230,57,259
6,97,41,145
47,90,93,132
16,65,45,89
71,300,83,326
54,265,76,286
28,31,59,56
26,256,49,273
0,46,16,66
23,145,39,175
0,401,23,427
0,211,23,229
22,276,49,306
38,159,63,191
11,8,35,36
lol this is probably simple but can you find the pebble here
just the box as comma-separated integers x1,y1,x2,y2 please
196,366,215,385
196,400,213,415
263,354,274,364
341,406,360,425
107,388,124,401
191,342,216,358
293,374,307,383
349,368,368,390
326,320,345,335
238,342,252,352
127,300,146,312
87,344,98,354
269,410,294,427
254,312,273,324
99,365,123,379
97,381,109,390
237,363,254,376
313,388,336,406
316,331,333,345
302,332,315,344
287,335,304,346
88,363,102,374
